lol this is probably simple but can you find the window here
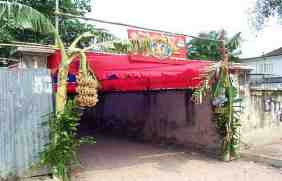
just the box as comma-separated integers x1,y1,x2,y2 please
259,64,263,73
266,63,273,74
269,63,273,73
264,64,268,73
257,63,273,74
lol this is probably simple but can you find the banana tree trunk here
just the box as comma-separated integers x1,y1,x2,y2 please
56,53,69,114
55,52,83,113
56,66,68,113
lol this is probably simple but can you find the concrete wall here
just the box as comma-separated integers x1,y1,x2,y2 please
240,86,282,147
82,91,220,151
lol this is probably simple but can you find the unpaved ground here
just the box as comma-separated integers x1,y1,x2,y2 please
242,138,282,168
74,135,282,181
245,138,282,159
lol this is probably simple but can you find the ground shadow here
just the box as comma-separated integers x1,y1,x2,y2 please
76,134,218,174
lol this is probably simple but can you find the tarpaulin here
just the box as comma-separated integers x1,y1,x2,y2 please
48,50,211,92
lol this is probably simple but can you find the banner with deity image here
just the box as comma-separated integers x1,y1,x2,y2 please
128,29,187,63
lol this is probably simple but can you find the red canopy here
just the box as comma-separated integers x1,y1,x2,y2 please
48,51,211,92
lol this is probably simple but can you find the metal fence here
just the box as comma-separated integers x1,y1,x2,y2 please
249,74,282,90
0,69,53,179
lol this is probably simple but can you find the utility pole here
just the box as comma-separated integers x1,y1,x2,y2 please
55,0,59,43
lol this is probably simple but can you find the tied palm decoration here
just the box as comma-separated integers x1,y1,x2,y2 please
191,30,242,161
192,59,242,161
1,1,98,180
211,63,241,161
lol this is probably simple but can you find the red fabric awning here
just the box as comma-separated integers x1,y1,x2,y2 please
48,51,212,92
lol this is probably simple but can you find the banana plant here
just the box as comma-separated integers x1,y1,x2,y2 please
55,32,98,113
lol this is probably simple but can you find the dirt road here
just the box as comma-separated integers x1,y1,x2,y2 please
75,136,282,181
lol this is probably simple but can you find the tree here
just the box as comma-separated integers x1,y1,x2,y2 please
1,0,113,49
4,0,91,44
187,30,242,62
251,0,282,30
0,0,55,57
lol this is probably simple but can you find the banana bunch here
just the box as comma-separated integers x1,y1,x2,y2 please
76,73,99,107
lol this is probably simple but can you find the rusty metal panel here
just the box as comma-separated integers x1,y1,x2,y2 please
0,69,53,178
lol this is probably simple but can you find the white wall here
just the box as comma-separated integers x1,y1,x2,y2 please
240,55,282,77
19,54,48,69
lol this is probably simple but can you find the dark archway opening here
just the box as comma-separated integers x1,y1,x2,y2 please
77,90,194,143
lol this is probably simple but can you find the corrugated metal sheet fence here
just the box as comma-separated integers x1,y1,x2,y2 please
0,69,53,179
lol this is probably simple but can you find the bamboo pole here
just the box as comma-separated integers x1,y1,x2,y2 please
55,0,59,45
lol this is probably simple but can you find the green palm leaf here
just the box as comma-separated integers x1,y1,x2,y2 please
0,1,55,34
226,32,242,52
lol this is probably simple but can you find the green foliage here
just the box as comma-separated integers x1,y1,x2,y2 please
0,1,55,33
0,0,114,51
192,64,243,161
212,68,242,160
92,39,132,54
110,41,131,54
101,40,131,54
60,19,114,47
0,1,56,56
15,0,92,17
2,0,92,44
187,31,242,62
251,0,282,30
40,101,95,181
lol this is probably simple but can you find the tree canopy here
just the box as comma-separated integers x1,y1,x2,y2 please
1,0,113,45
0,0,115,57
187,31,242,62
252,0,282,30
0,1,56,57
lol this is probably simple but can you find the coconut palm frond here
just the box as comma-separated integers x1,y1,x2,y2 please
226,32,242,51
0,1,55,34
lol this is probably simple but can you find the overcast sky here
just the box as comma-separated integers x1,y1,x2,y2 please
88,0,282,58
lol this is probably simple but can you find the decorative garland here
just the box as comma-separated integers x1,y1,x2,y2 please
192,62,242,161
